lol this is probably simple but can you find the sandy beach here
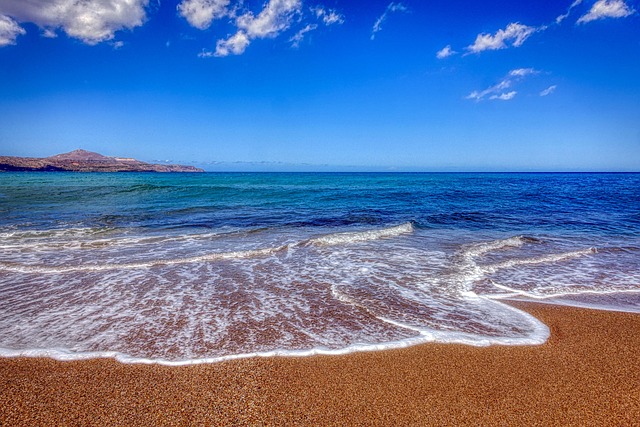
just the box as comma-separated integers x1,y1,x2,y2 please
1,302,639,426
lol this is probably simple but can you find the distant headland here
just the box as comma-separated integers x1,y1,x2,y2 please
0,149,204,173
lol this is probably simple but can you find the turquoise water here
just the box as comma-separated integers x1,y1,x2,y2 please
0,172,639,364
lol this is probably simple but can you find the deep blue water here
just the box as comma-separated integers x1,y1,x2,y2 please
0,172,638,364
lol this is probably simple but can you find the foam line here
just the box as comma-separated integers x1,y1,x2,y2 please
485,248,596,273
0,246,288,273
307,222,414,246
490,282,640,300
0,223,415,273
0,229,248,251
461,235,528,258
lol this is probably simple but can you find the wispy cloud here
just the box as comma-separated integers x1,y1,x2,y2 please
198,48,215,58
312,6,345,26
467,80,512,101
289,6,344,48
436,45,456,59
467,22,542,53
509,68,538,77
467,68,539,101
290,23,317,48
371,2,408,40
42,28,57,38
540,85,558,96
0,14,25,46
0,0,149,45
556,0,584,24
577,0,634,24
490,91,517,101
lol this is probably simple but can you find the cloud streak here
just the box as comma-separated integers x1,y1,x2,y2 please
556,0,584,24
371,3,407,40
540,85,558,96
290,23,317,48
490,91,517,101
467,68,539,101
467,22,542,53
288,6,343,48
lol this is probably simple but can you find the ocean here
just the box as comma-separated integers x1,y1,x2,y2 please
0,172,638,365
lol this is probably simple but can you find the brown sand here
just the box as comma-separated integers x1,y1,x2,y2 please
1,302,639,426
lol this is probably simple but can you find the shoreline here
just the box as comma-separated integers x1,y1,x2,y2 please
1,302,639,425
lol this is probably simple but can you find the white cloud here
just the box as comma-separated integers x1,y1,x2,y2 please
42,28,57,38
371,2,408,40
214,30,250,56
509,68,538,77
236,0,301,38
213,0,301,57
490,91,517,101
577,0,634,23
312,6,344,26
467,68,539,101
436,45,456,59
467,22,541,53
556,0,584,24
540,85,557,96
185,1,342,57
288,5,342,47
177,0,230,30
198,48,215,57
467,79,512,101
0,14,25,46
290,23,317,47
0,0,149,45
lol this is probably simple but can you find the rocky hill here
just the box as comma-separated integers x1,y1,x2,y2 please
0,149,204,173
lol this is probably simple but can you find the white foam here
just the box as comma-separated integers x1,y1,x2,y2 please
0,229,635,366
0,246,289,273
484,248,596,273
0,298,550,366
490,283,640,302
0,223,416,273
461,235,526,258
0,229,241,251
308,222,414,246
0,227,115,240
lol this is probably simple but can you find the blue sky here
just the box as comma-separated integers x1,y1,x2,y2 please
0,0,638,171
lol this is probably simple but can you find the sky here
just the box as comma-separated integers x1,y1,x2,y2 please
0,0,639,171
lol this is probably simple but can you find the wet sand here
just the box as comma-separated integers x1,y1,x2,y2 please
1,302,639,426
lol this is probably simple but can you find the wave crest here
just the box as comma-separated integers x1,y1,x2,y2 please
308,222,414,246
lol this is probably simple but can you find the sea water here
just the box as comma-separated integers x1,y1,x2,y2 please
0,172,638,365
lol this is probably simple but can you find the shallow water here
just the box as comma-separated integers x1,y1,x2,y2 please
0,172,638,364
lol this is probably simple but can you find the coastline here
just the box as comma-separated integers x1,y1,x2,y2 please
1,302,639,426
